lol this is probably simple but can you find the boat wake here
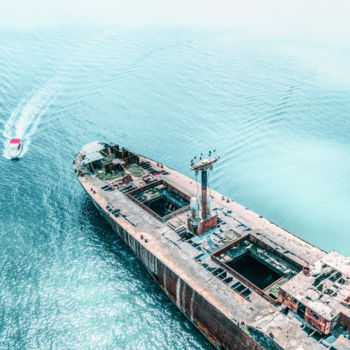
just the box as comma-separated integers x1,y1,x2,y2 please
2,80,60,159
1,28,153,159
1,30,123,160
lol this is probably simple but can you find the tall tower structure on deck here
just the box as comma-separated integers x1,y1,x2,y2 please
189,156,218,234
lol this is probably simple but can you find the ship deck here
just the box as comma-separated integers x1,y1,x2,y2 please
73,144,350,350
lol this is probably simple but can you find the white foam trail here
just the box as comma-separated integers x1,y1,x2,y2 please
1,28,122,159
2,80,60,159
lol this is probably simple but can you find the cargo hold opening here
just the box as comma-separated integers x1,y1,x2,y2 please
227,252,284,290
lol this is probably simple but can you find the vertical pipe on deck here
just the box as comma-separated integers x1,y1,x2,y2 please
201,170,208,220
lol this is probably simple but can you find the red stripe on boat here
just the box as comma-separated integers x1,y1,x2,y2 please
10,138,21,144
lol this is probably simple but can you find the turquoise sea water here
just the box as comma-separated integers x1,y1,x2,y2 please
1,23,350,349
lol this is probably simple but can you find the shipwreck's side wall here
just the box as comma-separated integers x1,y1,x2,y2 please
279,289,333,335
92,198,264,350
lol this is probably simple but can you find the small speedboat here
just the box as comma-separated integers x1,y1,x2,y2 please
8,138,22,159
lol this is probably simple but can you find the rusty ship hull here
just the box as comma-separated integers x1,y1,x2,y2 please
89,195,260,349
73,142,350,350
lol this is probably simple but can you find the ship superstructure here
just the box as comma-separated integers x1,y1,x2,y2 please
73,141,350,349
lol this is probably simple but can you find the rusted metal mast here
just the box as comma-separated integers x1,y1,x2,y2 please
190,157,218,220
201,170,208,219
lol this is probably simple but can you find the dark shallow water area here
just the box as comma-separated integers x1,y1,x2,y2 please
1,25,350,349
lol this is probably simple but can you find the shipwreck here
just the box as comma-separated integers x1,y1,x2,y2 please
73,141,350,349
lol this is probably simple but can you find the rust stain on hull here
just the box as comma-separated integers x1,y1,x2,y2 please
74,142,350,350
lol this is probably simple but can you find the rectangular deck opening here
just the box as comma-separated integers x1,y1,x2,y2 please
211,234,302,303
227,253,283,290
144,187,188,218
127,180,190,221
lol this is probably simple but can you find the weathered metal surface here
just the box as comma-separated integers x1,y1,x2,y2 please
73,142,350,350
95,197,264,349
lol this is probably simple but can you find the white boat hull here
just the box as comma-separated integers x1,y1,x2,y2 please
8,144,22,159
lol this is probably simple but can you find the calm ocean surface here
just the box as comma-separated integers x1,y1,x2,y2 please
1,24,350,349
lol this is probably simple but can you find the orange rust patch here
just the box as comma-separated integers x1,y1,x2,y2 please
234,293,248,304
197,322,217,343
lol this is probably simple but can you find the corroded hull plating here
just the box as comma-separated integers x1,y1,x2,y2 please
75,142,350,350
89,193,263,350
